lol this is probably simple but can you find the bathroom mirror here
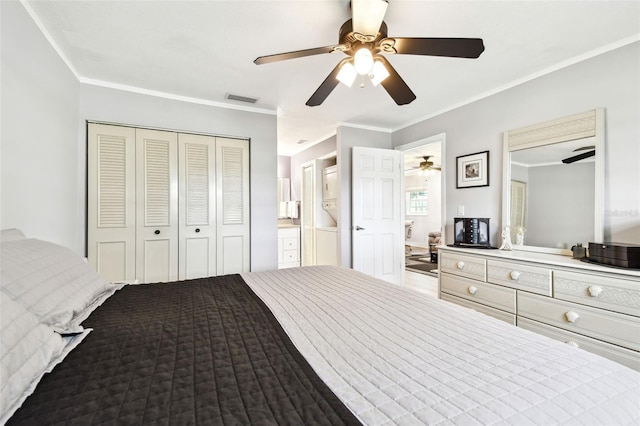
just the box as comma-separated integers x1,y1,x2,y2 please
502,109,605,255
277,178,291,218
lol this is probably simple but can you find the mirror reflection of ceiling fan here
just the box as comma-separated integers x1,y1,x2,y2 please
562,146,596,164
254,0,485,106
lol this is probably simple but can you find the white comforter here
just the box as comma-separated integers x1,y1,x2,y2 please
242,266,640,425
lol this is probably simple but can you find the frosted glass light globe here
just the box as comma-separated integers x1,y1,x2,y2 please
354,48,374,75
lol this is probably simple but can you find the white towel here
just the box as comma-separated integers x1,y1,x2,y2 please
279,202,288,218
287,201,299,219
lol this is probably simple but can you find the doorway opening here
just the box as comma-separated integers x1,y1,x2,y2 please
396,133,445,279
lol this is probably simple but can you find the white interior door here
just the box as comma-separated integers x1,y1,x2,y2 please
301,163,315,266
216,137,250,274
352,146,404,284
135,128,179,283
178,133,216,280
87,123,136,282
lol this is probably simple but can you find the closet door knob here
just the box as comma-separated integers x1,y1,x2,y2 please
195,228,201,233
154,230,160,235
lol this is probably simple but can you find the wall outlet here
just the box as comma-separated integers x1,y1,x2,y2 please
457,205,465,216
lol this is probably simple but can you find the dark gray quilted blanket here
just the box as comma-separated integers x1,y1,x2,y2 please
8,274,361,425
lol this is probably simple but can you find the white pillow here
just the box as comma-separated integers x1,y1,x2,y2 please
0,228,26,242
0,239,123,333
0,292,66,423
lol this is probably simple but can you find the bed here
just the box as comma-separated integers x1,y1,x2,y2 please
1,233,639,425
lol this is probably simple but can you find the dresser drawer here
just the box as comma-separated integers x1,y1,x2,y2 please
439,252,486,281
487,259,551,296
441,273,516,314
440,293,516,325
517,292,640,351
518,317,640,371
554,270,640,316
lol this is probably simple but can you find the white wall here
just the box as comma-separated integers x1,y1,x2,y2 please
392,42,640,245
337,125,392,267
1,1,81,251
1,2,279,271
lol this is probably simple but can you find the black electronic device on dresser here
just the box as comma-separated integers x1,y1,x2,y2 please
588,242,640,269
451,217,492,248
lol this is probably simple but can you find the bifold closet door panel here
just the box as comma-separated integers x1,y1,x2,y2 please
178,133,217,280
135,128,179,283
87,124,136,282
216,138,250,274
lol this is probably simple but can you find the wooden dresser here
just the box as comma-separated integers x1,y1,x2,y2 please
438,246,640,371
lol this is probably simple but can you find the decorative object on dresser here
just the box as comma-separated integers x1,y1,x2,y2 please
498,225,513,251
456,150,489,188
452,217,492,248
587,242,640,269
438,246,640,371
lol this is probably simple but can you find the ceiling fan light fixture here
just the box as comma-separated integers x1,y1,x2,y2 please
354,47,374,75
352,0,389,37
369,60,389,86
336,61,357,87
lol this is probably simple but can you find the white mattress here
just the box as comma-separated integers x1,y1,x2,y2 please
242,265,640,425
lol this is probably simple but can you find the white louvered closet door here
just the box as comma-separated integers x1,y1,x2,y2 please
87,124,136,282
135,129,179,283
216,138,250,274
178,133,216,280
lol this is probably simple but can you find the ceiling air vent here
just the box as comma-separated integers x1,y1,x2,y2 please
225,93,259,104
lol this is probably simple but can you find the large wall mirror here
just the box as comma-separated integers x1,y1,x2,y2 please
502,109,605,255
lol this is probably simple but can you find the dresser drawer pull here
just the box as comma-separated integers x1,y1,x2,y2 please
509,271,521,281
456,261,465,270
468,286,477,295
588,285,603,297
565,340,580,348
565,311,580,323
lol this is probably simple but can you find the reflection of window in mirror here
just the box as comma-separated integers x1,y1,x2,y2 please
277,178,291,218
510,181,526,242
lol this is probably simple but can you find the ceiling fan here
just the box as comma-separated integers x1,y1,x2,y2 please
254,0,485,107
419,156,441,171
409,156,441,173
562,146,596,164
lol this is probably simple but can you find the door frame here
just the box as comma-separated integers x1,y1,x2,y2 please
395,132,447,255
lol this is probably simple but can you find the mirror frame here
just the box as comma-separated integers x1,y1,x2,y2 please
502,108,605,255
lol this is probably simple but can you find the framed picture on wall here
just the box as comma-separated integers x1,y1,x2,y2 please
456,151,489,188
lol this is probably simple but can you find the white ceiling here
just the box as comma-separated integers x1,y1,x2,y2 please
24,1,640,156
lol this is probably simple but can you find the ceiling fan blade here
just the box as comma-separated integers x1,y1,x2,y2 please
254,45,339,65
376,56,416,105
352,0,388,37
306,59,348,107
562,150,595,164
389,37,485,58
